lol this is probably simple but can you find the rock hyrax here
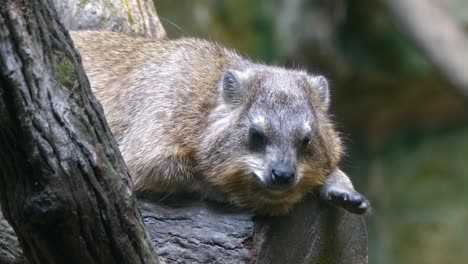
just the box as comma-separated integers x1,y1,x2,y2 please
71,31,369,215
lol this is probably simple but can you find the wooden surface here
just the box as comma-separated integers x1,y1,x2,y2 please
141,194,367,264
1,194,367,264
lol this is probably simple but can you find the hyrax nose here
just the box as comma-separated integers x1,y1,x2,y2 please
271,167,295,186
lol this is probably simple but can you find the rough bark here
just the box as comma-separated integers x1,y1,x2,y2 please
53,0,166,38
0,0,158,263
0,210,26,264
380,0,468,97
121,195,369,264
1,194,367,264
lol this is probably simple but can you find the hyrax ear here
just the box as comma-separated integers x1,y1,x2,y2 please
221,69,251,105
307,75,330,109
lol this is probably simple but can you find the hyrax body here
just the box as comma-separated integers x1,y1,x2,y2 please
71,31,368,215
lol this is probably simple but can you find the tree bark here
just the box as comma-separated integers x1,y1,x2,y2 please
53,0,166,38
1,193,367,264
139,194,368,264
380,0,468,98
0,0,158,263
0,210,26,264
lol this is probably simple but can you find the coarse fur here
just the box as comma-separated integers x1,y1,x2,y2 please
71,31,368,215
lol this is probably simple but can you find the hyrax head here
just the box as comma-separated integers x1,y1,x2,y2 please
198,65,343,214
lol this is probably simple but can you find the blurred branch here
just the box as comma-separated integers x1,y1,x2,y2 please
380,0,468,97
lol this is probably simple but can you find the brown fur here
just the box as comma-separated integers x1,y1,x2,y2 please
71,31,343,215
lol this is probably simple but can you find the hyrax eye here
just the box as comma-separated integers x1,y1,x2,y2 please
248,127,268,151
301,133,312,147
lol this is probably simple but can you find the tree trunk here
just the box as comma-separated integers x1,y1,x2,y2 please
139,194,368,264
1,193,367,264
0,0,158,263
0,210,25,264
53,0,166,38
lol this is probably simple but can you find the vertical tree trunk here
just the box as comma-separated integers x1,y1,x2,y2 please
53,0,166,38
0,0,158,263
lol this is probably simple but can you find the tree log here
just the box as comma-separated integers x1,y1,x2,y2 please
140,194,368,264
380,0,468,98
0,0,157,263
52,0,166,38
1,194,367,264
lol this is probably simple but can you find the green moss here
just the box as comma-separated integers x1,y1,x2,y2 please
55,55,77,88
102,1,123,30
108,162,121,190
77,0,90,8
121,0,134,25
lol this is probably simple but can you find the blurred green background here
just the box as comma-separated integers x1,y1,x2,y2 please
154,0,468,263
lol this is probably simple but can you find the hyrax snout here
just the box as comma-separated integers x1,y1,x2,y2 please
71,30,369,215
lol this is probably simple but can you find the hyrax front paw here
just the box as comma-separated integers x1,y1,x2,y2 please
322,186,369,215
320,169,371,215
